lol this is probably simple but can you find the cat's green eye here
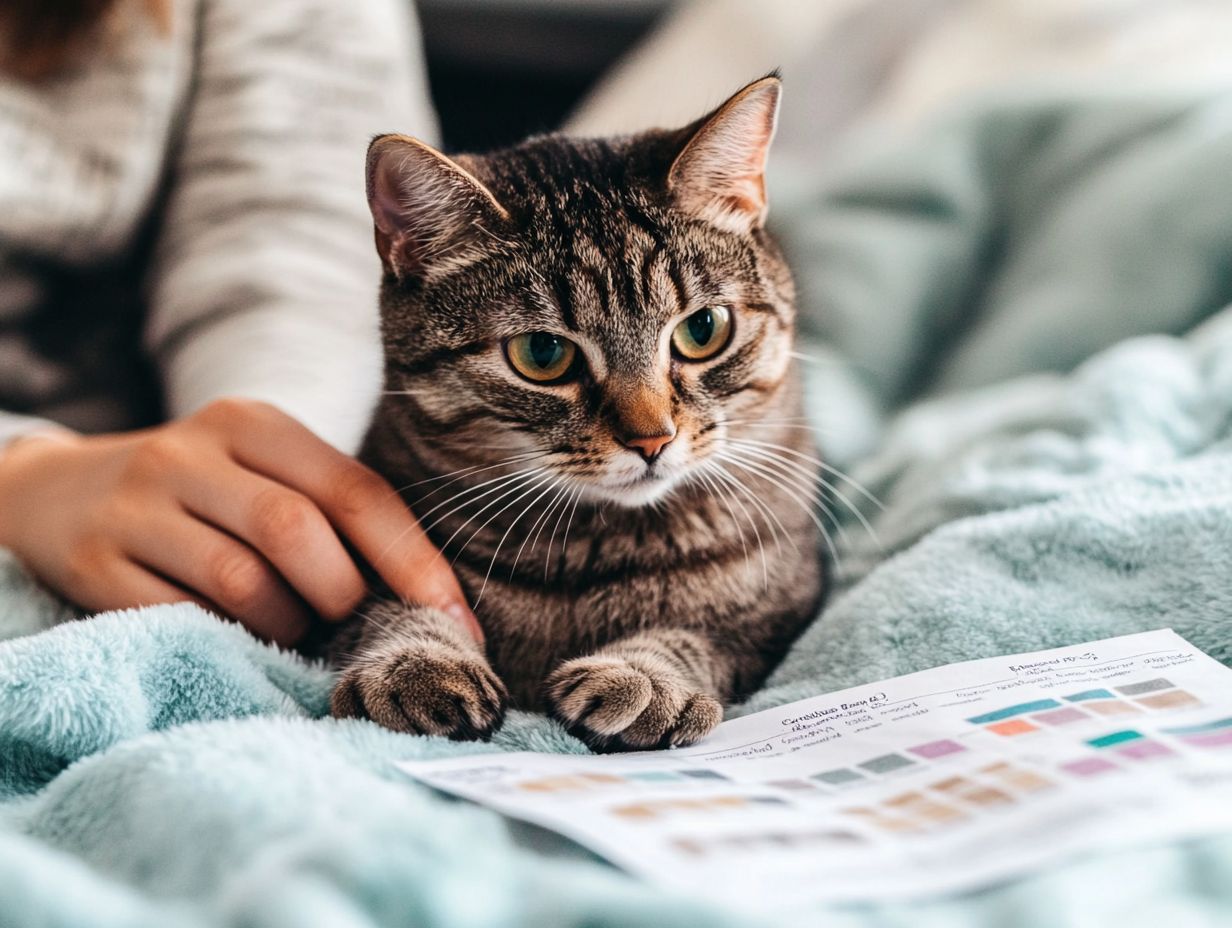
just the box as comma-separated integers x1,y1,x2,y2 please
505,332,579,383
671,306,733,361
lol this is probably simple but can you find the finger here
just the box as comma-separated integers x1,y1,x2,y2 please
119,509,311,646
223,406,481,640
72,555,211,615
171,459,367,622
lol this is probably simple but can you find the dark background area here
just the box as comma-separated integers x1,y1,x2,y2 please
418,0,667,151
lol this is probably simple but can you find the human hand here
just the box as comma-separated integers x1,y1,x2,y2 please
0,399,480,646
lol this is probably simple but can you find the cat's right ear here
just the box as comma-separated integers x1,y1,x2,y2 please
366,135,510,282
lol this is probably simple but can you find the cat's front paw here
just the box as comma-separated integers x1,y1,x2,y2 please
331,642,508,741
544,655,722,752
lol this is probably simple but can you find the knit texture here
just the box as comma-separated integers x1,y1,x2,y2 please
0,0,435,453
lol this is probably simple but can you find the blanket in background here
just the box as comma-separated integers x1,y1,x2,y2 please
2,90,1232,928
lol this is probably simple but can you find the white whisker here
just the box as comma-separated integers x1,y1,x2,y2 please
721,443,849,548
474,475,562,607
723,417,837,438
728,438,884,510
448,474,558,608
555,485,585,583
369,464,542,569
418,466,548,536
695,465,749,569
543,485,581,583
431,469,548,559
725,442,879,549
704,462,770,590
513,478,571,578
404,450,546,500
712,455,801,556
716,451,840,567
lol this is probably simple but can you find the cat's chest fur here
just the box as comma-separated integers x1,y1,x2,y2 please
361,388,825,709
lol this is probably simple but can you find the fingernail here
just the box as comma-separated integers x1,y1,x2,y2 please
445,603,485,643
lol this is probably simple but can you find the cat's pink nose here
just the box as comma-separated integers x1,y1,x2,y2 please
620,429,676,462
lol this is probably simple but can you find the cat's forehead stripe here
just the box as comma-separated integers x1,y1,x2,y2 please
641,245,680,314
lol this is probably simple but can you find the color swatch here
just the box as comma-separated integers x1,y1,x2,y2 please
882,791,967,826
1184,730,1232,749
1060,757,1119,778
841,805,920,833
965,679,1207,734
516,768,729,793
611,794,787,822
1084,728,1175,763
986,719,1039,737
678,769,729,781
859,753,916,775
1137,690,1200,711
1032,707,1089,726
908,739,967,759
1117,739,1173,761
814,768,865,786
1087,730,1144,749
967,699,1062,725
517,773,625,793
1162,716,1232,750
930,775,1016,808
765,779,819,792
1116,679,1174,696
980,762,1055,793
1057,679,1202,716
671,827,864,857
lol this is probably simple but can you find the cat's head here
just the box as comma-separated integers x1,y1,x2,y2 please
368,75,797,507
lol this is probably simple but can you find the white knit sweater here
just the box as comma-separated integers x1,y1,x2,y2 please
0,0,436,453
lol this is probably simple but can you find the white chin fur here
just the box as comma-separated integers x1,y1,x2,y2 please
579,471,685,508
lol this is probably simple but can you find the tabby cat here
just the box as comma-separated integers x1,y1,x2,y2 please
329,75,826,752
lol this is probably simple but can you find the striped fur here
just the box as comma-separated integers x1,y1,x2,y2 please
330,77,827,751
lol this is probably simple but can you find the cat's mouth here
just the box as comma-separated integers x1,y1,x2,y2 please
564,430,703,508
588,460,690,508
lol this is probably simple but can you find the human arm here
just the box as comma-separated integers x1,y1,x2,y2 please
0,0,478,645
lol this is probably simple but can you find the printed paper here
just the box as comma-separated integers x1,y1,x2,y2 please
398,629,1232,907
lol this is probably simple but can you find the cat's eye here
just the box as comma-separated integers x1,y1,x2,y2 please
671,306,733,361
505,332,579,383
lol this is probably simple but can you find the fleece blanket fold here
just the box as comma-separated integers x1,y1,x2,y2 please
3,89,1232,927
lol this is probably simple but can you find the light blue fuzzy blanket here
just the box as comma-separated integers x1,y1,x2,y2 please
4,91,1232,927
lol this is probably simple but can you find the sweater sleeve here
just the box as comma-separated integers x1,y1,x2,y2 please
144,0,438,453
0,413,67,451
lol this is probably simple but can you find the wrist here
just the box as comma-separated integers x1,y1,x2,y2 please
0,429,81,542
0,428,80,470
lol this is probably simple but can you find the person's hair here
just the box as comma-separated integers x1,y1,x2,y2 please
2,0,168,80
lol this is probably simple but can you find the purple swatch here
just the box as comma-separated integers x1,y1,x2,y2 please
1184,729,1232,750
1032,707,1088,726
908,739,967,759
1117,740,1173,761
1061,757,1119,778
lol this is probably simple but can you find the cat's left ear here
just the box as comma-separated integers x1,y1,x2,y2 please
667,74,781,234
366,134,510,283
